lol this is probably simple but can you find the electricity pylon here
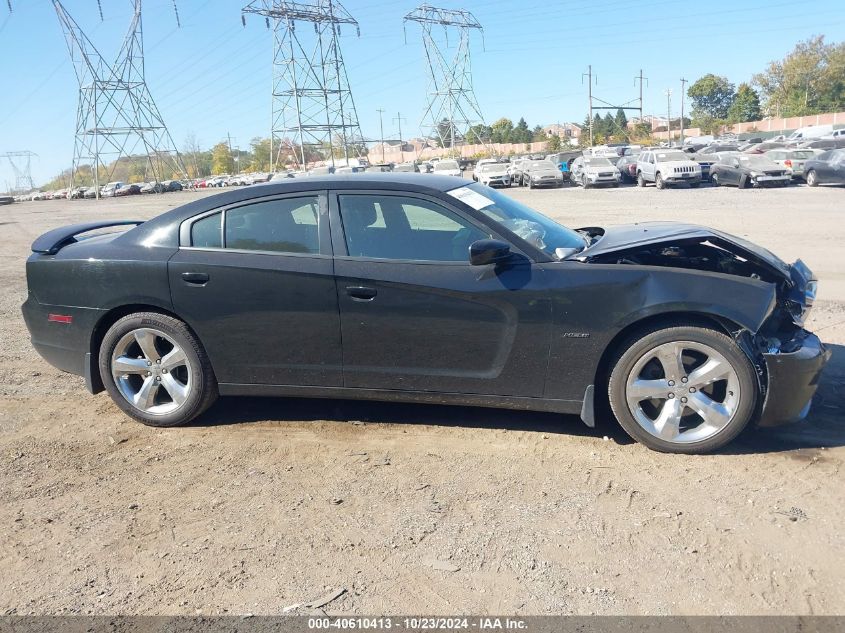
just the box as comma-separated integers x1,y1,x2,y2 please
404,5,487,150
242,0,365,171
1,151,37,193
53,1,187,197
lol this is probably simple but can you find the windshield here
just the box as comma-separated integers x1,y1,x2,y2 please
479,163,507,173
525,160,554,170
583,157,612,167
791,150,815,159
738,155,777,168
654,152,688,162
447,183,586,258
435,160,459,170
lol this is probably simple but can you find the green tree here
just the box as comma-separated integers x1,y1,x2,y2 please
490,117,514,144
249,137,272,171
211,142,233,174
467,124,492,144
512,117,531,143
753,36,845,116
726,83,762,123
688,74,736,120
531,125,545,141
545,134,562,152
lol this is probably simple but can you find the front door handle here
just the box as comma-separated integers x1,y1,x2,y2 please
181,272,209,286
346,285,377,301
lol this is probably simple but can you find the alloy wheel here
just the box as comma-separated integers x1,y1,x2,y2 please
624,340,740,444
111,327,193,415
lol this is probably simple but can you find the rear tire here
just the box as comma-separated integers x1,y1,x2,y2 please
98,312,218,427
711,174,720,187
806,170,818,187
607,324,757,454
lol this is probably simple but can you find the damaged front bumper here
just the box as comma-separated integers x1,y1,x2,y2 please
757,331,831,427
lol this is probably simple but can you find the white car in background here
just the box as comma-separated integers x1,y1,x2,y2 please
475,162,511,187
432,159,461,177
636,150,701,189
764,148,817,180
101,182,124,197
472,158,499,181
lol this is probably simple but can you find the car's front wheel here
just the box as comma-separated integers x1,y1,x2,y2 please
98,312,218,427
655,172,665,189
607,324,757,453
637,172,646,187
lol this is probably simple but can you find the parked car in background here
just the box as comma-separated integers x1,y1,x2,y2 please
101,182,123,197
636,150,701,189
140,181,166,194
475,162,511,187
744,141,786,154
697,144,739,155
69,187,89,199
507,159,527,185
803,149,845,186
115,184,141,196
764,149,817,180
432,159,461,177
472,158,500,181
615,154,639,183
570,156,620,188
710,154,790,188
164,180,184,192
393,162,420,173
521,159,564,188
820,129,845,140
787,125,833,141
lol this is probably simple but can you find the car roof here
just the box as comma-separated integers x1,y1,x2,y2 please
129,173,475,248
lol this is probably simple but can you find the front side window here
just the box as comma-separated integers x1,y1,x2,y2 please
339,194,489,262
225,196,319,254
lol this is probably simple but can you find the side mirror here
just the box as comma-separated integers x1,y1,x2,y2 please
469,239,511,266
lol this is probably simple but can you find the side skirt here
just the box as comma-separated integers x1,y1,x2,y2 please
218,383,583,416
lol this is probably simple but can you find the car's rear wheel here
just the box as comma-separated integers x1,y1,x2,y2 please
581,175,590,189
608,324,757,454
711,174,719,187
99,312,217,427
806,170,818,187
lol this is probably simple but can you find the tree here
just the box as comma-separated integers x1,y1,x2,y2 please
545,134,562,152
211,142,233,174
467,124,491,144
753,36,845,116
435,118,455,147
531,124,545,141
687,74,736,120
512,117,531,143
614,108,628,133
490,117,514,144
727,83,762,123
249,137,272,171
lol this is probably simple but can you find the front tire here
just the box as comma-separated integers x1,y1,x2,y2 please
711,174,720,187
98,312,218,427
607,324,757,454
655,172,665,189
806,170,818,187
637,172,646,187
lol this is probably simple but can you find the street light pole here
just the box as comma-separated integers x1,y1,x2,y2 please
679,78,687,145
377,108,385,163
664,89,673,145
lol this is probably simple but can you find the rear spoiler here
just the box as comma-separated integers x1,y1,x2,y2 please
31,220,143,255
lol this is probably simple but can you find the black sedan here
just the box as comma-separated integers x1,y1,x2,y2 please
22,174,829,454
804,149,845,186
710,154,791,188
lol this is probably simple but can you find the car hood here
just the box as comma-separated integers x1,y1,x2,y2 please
584,165,615,174
573,221,793,280
655,160,700,169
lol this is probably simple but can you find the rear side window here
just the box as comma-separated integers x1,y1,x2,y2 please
191,212,222,248
225,196,320,254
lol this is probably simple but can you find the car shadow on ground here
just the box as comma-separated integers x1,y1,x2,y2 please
191,345,844,455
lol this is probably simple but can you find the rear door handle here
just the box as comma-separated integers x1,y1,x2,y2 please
181,272,209,286
346,285,377,301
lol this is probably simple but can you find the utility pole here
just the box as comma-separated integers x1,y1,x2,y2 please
394,112,406,163
664,89,673,145
634,69,648,125
679,77,687,145
377,108,385,163
582,65,594,146
227,133,234,173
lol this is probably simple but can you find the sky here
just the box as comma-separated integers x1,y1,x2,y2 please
1,0,844,188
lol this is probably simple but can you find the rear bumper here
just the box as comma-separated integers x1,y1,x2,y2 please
22,293,103,379
758,332,831,427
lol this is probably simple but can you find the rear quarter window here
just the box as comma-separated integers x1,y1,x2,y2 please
191,212,222,248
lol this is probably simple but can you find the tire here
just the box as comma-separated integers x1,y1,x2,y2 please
655,172,665,190
806,170,818,187
581,175,590,189
528,179,535,189
739,175,750,189
637,172,646,187
98,312,218,427
711,174,719,187
607,324,758,454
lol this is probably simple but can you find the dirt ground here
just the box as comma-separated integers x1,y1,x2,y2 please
1,183,843,616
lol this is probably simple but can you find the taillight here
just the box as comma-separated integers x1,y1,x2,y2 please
48,314,73,324
784,159,792,167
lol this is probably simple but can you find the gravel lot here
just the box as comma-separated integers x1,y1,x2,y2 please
1,183,843,616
